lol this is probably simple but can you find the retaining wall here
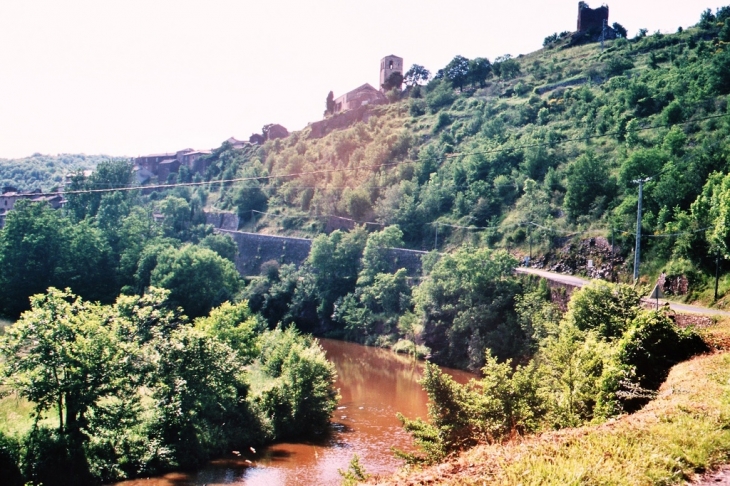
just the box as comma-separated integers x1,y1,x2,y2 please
216,229,426,277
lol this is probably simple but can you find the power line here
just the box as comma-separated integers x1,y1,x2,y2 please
26,111,727,199
28,160,415,198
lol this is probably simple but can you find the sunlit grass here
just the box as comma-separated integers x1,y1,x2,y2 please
379,319,730,485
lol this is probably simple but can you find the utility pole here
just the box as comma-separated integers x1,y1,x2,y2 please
601,19,607,51
529,226,533,262
632,177,652,281
611,226,615,255
434,224,438,250
715,248,721,301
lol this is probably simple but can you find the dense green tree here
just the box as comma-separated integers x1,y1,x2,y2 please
325,90,335,115
564,152,615,220
0,288,135,437
199,233,238,262
251,327,338,439
0,201,67,317
65,160,134,221
308,227,368,319
233,180,268,220
565,281,641,339
150,245,242,318
467,57,492,88
358,225,404,285
444,55,470,91
404,64,431,86
414,246,521,370
194,301,262,361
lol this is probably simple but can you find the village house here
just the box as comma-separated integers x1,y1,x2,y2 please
0,189,64,228
330,55,403,115
333,83,386,114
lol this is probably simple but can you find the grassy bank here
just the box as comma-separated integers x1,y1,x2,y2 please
374,319,730,485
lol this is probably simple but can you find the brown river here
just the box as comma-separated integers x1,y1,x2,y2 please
115,338,475,486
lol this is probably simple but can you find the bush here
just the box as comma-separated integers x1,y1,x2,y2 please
616,310,707,410
710,48,730,94
565,281,641,339
662,100,684,125
409,99,426,117
426,81,456,113
604,56,634,78
432,112,453,133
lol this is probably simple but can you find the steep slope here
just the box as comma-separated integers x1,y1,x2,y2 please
206,11,730,300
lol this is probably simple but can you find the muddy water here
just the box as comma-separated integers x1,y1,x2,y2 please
116,338,475,486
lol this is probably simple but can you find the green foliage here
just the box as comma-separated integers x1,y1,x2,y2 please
149,245,242,318
616,310,707,408
444,55,470,91
425,80,456,113
0,201,117,317
194,301,262,361
404,64,430,87
564,152,615,220
250,326,338,439
0,288,338,484
565,281,641,339
233,180,267,219
307,227,368,319
198,233,238,262
710,47,730,94
359,225,404,285
1,288,135,437
338,454,370,485
398,356,543,464
604,56,634,78
414,246,521,370
0,154,108,192
65,160,134,221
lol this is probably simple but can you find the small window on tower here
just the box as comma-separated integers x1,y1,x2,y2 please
389,61,393,69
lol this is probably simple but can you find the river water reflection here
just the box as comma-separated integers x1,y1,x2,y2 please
115,338,475,486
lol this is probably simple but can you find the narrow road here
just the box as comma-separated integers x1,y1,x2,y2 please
515,267,730,317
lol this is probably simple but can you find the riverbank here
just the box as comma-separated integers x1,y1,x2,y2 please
370,318,730,485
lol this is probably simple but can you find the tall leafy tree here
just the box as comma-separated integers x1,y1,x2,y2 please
0,201,67,317
467,57,492,88
444,55,470,92
0,288,135,437
414,246,521,370
404,64,431,86
150,245,242,319
564,152,615,221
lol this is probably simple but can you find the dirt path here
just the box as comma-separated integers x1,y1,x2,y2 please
692,466,730,485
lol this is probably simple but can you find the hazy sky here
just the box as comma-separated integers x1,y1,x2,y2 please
0,1,722,158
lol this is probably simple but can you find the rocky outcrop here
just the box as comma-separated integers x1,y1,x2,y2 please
531,236,624,282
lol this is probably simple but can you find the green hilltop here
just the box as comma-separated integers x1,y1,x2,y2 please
203,7,730,303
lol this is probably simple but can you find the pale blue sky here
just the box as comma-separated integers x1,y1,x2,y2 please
0,1,722,158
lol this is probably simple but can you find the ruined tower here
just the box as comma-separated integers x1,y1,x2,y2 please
380,55,403,92
577,2,609,33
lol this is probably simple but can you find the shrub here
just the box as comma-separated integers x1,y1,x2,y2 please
604,56,634,78
409,98,426,117
616,310,707,410
565,281,641,339
426,81,456,113
432,112,453,133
